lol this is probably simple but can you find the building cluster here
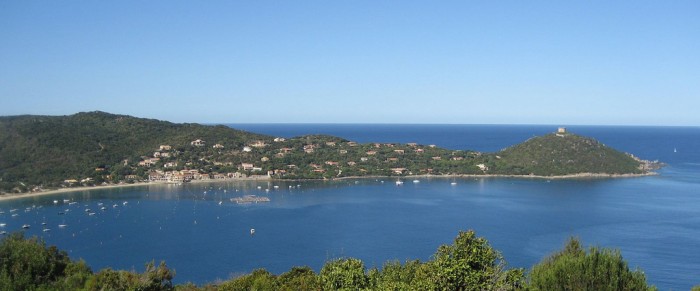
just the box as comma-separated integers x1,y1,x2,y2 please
148,169,246,183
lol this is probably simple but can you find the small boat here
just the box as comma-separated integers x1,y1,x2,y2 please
22,224,30,229
396,180,404,185
123,201,128,205
0,223,6,227
53,200,59,204
58,224,67,228
97,202,103,206
101,206,107,210
273,185,279,189
413,180,420,183
450,182,457,186
0,231,7,235
674,148,677,153
11,214,18,217
88,212,96,216
63,199,70,203
41,222,47,226
113,204,118,208
9,209,17,212
69,202,77,205
42,228,51,232
218,201,223,205
250,228,255,235
85,209,91,212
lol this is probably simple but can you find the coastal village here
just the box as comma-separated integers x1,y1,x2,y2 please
125,135,486,185
51,126,658,190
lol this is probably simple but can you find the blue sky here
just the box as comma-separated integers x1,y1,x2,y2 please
1,1,699,125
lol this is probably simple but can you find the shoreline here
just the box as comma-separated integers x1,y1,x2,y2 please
0,171,657,202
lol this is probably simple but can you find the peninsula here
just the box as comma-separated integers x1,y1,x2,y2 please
0,112,660,195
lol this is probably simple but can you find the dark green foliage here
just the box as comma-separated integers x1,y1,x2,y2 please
278,266,321,291
83,260,174,291
528,237,655,291
0,111,268,193
0,232,91,291
0,231,664,291
412,230,524,290
492,133,643,176
1,112,652,194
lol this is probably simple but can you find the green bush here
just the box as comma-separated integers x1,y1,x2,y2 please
412,230,524,290
319,258,368,290
528,237,655,291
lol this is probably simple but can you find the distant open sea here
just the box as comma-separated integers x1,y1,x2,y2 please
1,124,699,289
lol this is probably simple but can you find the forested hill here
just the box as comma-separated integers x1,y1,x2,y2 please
490,132,647,176
0,112,656,194
0,111,269,192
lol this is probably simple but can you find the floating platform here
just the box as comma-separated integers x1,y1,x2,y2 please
231,195,271,204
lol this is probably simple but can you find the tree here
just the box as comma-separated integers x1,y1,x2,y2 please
0,232,74,290
528,237,655,291
412,230,524,290
319,258,368,290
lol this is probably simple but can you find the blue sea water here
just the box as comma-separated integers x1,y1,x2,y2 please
1,124,699,289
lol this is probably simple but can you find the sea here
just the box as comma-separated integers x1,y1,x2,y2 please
1,124,698,290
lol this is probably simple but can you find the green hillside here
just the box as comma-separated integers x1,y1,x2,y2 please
0,112,656,194
0,111,268,192
489,132,645,176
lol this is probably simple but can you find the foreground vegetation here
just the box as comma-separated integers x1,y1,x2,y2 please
1,112,655,194
1,230,665,290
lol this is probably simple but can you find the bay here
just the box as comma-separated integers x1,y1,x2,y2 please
1,125,699,290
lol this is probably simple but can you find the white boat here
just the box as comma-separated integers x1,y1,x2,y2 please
674,148,677,153
88,212,96,216
0,223,6,227
42,228,51,232
69,202,77,205
11,214,18,217
63,199,70,203
0,231,7,235
396,181,404,185
451,182,458,186
53,200,59,204
250,228,255,235
58,224,68,228
413,180,420,183
123,201,128,205
22,224,30,229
